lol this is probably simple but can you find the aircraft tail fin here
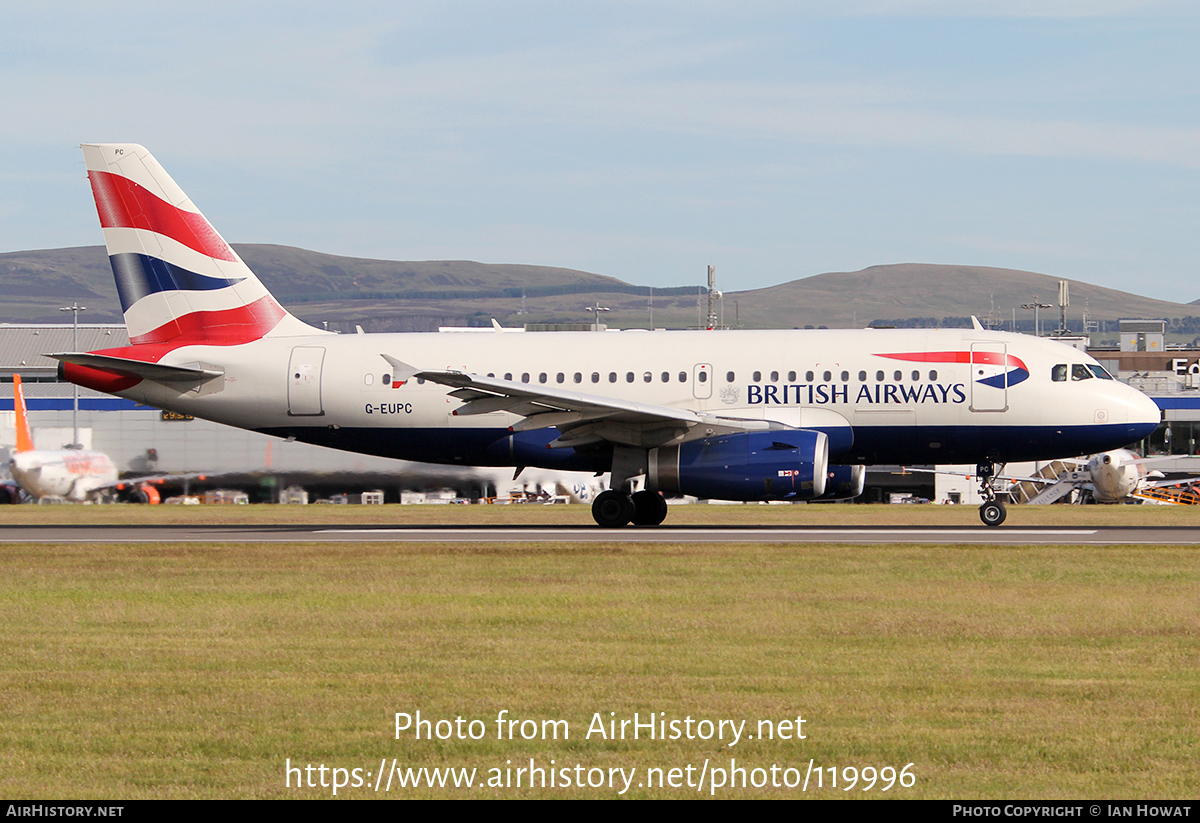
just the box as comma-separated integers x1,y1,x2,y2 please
80,143,320,347
12,375,34,454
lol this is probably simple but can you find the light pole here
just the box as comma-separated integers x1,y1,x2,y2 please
59,303,86,447
585,303,610,332
1021,298,1052,337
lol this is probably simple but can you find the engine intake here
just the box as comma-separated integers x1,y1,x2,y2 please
648,430,829,501
817,464,866,501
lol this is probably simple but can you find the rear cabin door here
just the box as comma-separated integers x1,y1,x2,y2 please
288,346,326,416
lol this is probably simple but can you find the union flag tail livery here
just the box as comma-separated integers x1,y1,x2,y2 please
81,143,317,346
57,144,1163,527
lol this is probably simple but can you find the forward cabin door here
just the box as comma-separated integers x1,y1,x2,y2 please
969,342,1008,412
288,346,326,416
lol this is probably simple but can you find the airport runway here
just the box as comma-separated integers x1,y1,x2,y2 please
2,524,1199,544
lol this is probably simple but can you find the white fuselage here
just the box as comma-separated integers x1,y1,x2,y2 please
85,326,1160,472
9,449,118,502
1086,449,1151,502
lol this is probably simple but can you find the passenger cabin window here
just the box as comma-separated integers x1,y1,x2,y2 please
753,371,761,382
840,370,849,382
539,373,548,384
1071,364,1093,381
679,372,687,382
929,370,938,381
661,372,670,383
609,372,617,383
788,371,796,382
876,370,884,381
698,371,708,383
894,370,902,381
505,373,513,381
574,373,582,383
823,371,831,382
858,371,867,381
770,371,779,382
805,371,814,382
643,372,652,383
1052,364,1067,382
592,372,600,383
626,372,635,383
556,372,565,383
726,371,735,382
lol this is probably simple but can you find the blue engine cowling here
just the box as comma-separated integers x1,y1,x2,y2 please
648,430,829,501
816,465,866,501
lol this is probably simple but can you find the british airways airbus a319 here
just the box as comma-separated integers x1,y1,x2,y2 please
52,144,1160,527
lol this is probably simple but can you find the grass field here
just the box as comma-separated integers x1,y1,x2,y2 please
0,505,1197,799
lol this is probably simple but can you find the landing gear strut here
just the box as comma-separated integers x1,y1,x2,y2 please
976,462,1007,527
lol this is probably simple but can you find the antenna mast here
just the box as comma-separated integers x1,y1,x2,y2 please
706,265,718,330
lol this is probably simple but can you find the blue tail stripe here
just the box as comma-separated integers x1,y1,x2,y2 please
109,253,245,312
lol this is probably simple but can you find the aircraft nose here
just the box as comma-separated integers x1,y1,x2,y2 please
1121,384,1161,437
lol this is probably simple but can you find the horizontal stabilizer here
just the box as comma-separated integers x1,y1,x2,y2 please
49,352,224,384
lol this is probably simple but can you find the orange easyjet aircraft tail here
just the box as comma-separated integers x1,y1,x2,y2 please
12,375,34,454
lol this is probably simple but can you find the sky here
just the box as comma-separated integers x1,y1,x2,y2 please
3,1,1200,302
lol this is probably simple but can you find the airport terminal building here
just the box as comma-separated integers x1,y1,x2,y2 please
1,321,1195,503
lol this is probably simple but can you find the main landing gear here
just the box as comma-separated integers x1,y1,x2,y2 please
591,489,668,528
976,462,1007,527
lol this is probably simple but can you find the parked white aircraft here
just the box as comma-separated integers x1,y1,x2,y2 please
1006,449,1184,504
7,374,118,501
52,144,1161,526
914,449,1183,505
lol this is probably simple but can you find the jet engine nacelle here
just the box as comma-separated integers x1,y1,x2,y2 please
648,430,829,501
816,464,866,501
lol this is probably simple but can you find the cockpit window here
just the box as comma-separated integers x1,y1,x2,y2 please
1088,364,1114,380
1071,364,1093,381
1051,364,1067,382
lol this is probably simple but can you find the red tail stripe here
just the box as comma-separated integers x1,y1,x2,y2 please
128,296,287,345
88,170,238,263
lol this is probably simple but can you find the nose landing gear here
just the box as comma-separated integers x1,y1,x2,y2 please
976,462,1007,527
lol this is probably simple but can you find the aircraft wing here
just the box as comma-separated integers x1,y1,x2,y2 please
97,471,216,490
1140,476,1200,490
383,355,783,449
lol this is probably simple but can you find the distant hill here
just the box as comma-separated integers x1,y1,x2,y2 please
728,264,1199,332
1,246,1196,335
